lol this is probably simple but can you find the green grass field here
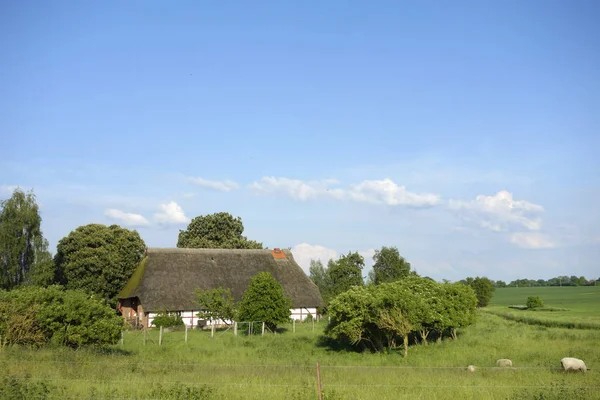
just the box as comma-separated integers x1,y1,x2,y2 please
487,286,600,327
1,287,599,399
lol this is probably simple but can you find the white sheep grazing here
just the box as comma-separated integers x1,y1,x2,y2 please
467,365,476,372
561,357,587,372
496,359,512,367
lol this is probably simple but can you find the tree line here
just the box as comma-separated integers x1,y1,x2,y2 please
0,189,264,307
493,276,598,288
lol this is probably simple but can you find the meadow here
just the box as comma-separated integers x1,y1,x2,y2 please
1,287,599,399
487,286,600,327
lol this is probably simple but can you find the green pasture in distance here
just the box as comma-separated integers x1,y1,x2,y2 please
488,286,600,325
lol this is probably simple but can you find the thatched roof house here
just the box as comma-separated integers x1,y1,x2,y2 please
117,247,323,327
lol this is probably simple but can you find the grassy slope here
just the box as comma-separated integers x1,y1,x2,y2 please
1,313,599,399
488,286,600,325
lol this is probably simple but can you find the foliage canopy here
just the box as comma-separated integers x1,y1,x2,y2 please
461,276,495,307
326,276,477,356
0,285,123,348
195,287,237,324
54,224,146,306
0,188,54,289
177,212,263,249
237,272,292,331
370,246,412,285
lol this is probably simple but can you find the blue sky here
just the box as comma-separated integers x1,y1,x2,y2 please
2,1,599,281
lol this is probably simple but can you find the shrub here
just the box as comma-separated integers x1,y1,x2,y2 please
195,287,237,324
526,296,544,309
0,286,123,348
326,276,478,356
152,310,184,328
237,271,292,331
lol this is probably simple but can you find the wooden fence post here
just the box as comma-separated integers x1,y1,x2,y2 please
316,362,323,400
211,323,215,339
143,328,146,346
261,322,265,336
159,326,163,346
234,322,238,336
185,325,188,343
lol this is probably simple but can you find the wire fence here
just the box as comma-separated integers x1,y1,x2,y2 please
3,361,597,399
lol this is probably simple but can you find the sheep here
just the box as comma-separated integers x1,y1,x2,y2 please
560,357,587,372
496,359,512,367
466,365,476,372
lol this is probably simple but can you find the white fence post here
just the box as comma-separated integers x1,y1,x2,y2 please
159,326,163,346
234,322,238,336
211,323,215,339
262,322,265,336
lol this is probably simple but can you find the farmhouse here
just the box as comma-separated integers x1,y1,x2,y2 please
117,247,323,327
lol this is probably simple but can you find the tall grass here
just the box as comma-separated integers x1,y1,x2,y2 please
1,313,599,399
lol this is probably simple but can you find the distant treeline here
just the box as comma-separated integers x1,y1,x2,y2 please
492,276,598,288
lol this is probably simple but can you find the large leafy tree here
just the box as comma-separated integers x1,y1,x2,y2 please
0,188,54,289
370,246,411,285
177,212,263,249
309,259,328,296
237,272,292,331
54,224,146,305
326,251,364,300
461,276,495,308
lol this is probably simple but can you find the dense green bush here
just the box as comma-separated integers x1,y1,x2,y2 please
526,296,544,309
54,223,146,306
326,276,477,356
152,310,184,328
0,286,124,348
237,272,292,331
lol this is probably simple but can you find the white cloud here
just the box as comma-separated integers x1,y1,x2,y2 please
250,176,440,208
449,190,544,232
509,232,556,249
104,209,150,227
291,243,338,273
250,177,344,201
348,178,440,207
188,177,239,192
153,201,190,225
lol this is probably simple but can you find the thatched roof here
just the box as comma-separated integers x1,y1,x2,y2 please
117,248,322,312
